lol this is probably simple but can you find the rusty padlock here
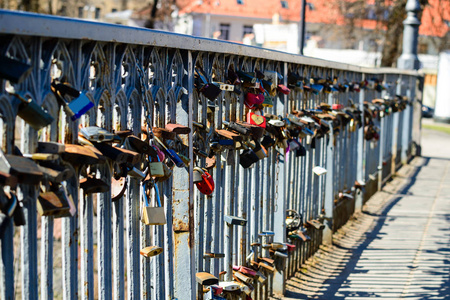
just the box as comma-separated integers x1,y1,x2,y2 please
37,190,70,217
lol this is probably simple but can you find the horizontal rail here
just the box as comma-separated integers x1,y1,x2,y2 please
0,10,420,76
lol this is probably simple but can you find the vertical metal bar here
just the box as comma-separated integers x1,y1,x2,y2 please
355,74,366,211
323,123,334,242
173,50,195,300
0,217,14,299
20,123,38,300
41,216,53,300
81,192,94,300
272,63,287,295
112,196,124,300
98,169,112,300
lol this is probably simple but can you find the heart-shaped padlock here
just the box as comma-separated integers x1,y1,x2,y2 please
193,167,214,195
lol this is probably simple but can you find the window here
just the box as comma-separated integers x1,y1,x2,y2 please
219,23,230,40
237,0,244,4
418,42,428,54
95,7,101,19
243,25,253,38
78,7,84,18
280,0,288,9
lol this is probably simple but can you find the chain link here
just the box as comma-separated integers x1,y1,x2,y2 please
274,150,280,203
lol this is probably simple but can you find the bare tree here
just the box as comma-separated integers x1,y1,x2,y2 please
332,0,447,67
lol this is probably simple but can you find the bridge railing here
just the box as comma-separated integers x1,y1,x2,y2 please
0,10,421,300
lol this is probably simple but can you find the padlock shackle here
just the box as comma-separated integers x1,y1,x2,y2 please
193,167,205,176
142,181,162,208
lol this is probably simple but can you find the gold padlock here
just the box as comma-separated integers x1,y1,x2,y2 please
140,245,163,257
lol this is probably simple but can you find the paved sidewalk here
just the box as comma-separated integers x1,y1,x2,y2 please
277,128,450,299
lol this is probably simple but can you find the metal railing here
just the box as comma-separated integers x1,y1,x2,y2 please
0,10,421,300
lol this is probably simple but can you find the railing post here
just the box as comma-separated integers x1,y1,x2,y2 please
323,122,334,244
173,50,196,300
272,63,288,296
355,74,366,211
401,76,414,163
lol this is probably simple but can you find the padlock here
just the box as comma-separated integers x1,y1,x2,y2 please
196,272,219,286
80,175,109,194
236,282,253,295
253,142,267,160
258,262,275,272
154,137,185,168
0,171,18,188
216,129,242,143
219,281,240,291
151,145,165,163
236,121,265,140
149,158,165,178
267,118,285,128
2,189,17,217
12,197,26,226
177,152,190,166
111,177,127,202
239,149,259,169
140,245,163,257
313,166,327,176
141,182,166,225
10,92,54,131
61,144,100,165
57,184,76,217
237,70,257,84
222,120,251,136
259,256,275,264
307,219,325,230
79,126,117,143
125,166,144,179
93,143,129,164
288,139,301,151
51,81,94,121
271,242,288,251
239,266,257,277
246,111,266,128
158,162,173,182
37,142,65,154
203,253,225,259
233,271,252,284
227,68,241,85
37,190,70,217
23,153,59,161
152,127,177,140
261,135,275,149
295,142,306,157
165,123,191,135
38,164,74,183
0,152,43,185
195,67,222,101
244,92,264,109
0,55,32,84
126,135,158,157
271,250,288,259
224,215,247,226
193,168,204,183
193,167,215,195
277,84,290,95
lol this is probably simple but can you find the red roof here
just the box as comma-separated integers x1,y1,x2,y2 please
176,0,449,37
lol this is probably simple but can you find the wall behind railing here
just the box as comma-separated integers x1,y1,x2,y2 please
0,10,421,300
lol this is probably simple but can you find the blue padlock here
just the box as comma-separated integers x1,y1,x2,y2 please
68,92,94,121
51,81,94,121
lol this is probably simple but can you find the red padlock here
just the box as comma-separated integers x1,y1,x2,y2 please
286,243,296,252
193,167,215,195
